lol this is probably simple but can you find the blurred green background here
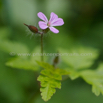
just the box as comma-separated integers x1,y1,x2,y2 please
0,0,103,103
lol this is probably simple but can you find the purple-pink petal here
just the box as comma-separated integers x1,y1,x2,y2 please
51,18,64,26
38,21,48,29
49,27,59,34
49,12,58,23
37,12,48,23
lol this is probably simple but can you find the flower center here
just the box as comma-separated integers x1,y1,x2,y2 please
47,22,51,27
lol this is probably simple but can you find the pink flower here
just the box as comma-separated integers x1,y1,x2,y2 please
37,12,64,34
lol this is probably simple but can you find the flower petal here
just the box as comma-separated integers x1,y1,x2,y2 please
37,12,48,23
49,27,59,34
38,21,48,29
49,12,58,23
51,18,64,26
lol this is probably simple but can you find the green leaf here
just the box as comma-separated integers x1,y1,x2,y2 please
0,40,29,53
6,57,38,71
5,46,43,71
58,47,99,80
80,63,103,96
65,68,80,80
59,47,99,70
37,61,69,101
38,75,61,101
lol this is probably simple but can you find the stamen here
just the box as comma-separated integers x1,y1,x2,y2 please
47,22,51,26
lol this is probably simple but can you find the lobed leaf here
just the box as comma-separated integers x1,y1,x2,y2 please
80,63,103,96
58,47,99,80
59,47,99,70
37,61,69,101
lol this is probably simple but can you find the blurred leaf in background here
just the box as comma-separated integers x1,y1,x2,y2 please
0,0,103,103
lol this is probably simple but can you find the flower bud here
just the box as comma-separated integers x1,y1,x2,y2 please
53,53,60,68
24,23,38,33
53,55,59,64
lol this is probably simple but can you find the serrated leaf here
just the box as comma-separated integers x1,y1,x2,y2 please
37,61,69,80
6,57,38,71
37,61,69,101
80,63,103,96
38,75,61,101
40,84,55,101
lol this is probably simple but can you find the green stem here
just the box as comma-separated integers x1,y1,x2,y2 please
41,34,43,61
